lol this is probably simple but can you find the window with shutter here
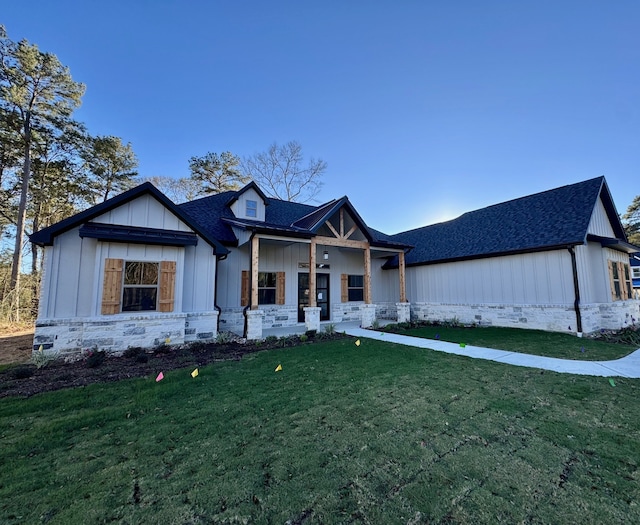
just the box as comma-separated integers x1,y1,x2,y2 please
101,259,176,314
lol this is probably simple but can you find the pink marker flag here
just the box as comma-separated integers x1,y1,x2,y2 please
156,372,164,382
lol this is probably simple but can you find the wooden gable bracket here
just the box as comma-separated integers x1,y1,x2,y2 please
324,209,359,240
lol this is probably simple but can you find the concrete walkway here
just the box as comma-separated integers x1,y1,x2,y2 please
343,327,640,378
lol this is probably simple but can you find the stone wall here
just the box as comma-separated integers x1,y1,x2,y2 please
332,302,364,323
410,301,640,335
33,311,218,360
219,305,299,336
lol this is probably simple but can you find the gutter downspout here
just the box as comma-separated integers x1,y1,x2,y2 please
568,246,583,334
243,230,256,338
214,251,227,333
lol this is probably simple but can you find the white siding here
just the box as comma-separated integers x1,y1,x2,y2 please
403,250,574,305
182,238,217,312
587,196,616,237
93,242,184,316
40,194,218,319
230,188,266,221
95,194,192,231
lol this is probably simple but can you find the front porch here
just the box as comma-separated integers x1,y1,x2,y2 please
244,301,411,340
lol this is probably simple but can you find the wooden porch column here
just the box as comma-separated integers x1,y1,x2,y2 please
251,234,259,309
309,238,317,307
399,251,407,303
363,244,371,304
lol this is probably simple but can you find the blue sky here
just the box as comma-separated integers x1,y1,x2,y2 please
3,1,639,234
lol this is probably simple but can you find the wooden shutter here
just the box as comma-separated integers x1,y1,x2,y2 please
618,262,629,300
624,264,633,300
241,270,249,307
608,260,617,301
158,261,176,312
101,258,123,315
341,274,348,302
276,272,285,305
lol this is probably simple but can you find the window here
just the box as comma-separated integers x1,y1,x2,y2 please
608,260,633,301
246,199,257,218
258,272,277,304
341,274,364,302
633,267,640,280
122,261,159,311
241,271,285,306
102,259,175,314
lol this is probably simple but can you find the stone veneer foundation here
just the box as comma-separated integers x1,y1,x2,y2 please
33,311,219,360
410,301,640,334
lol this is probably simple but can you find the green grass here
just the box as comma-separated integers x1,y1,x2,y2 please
386,324,637,361
1,339,640,524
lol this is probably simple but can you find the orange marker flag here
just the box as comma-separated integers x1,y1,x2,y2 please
275,364,282,372
191,368,199,378
156,372,164,382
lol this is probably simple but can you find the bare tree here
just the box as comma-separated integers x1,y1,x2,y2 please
241,141,326,203
142,175,201,204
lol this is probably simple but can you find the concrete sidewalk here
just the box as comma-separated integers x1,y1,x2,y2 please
343,327,640,378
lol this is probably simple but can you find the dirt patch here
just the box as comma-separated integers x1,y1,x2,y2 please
0,332,34,366
0,333,346,398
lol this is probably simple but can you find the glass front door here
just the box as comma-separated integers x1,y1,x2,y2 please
298,273,330,322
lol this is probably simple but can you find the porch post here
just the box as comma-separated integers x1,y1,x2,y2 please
363,244,371,304
309,238,317,307
399,250,407,303
251,235,259,309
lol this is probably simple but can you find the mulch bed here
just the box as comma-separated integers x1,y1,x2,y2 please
0,333,347,398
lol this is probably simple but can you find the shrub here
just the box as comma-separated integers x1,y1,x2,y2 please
216,331,236,344
12,365,34,379
31,347,58,369
85,350,106,368
123,347,144,359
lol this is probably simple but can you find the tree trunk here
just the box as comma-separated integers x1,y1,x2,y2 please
9,111,31,322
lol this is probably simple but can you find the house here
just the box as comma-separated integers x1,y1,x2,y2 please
30,176,638,356
385,176,639,334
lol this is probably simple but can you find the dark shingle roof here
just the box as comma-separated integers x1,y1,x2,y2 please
179,189,411,249
30,182,228,255
387,176,621,267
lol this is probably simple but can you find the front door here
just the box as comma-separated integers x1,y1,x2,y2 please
298,273,330,322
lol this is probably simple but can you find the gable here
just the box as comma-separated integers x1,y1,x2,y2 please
230,187,267,221
30,182,228,255
94,194,194,232
315,206,369,242
587,195,616,237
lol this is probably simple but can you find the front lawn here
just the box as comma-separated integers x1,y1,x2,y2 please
1,338,639,523
381,323,638,361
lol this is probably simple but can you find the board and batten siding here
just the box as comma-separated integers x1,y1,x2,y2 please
38,227,98,319
229,188,266,221
587,196,616,237
181,239,217,312
95,194,194,232
38,194,219,319
405,250,575,305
